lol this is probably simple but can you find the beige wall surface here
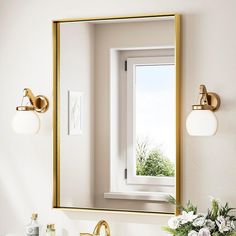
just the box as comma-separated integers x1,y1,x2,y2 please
0,0,236,236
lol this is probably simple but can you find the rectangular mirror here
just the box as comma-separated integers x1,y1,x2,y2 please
53,14,180,214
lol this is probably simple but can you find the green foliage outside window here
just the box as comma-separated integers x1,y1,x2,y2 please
136,139,175,177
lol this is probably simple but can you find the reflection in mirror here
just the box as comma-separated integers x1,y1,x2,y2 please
53,14,180,214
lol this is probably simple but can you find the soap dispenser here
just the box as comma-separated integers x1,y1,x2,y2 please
46,224,56,236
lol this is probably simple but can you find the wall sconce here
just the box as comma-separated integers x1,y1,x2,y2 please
12,88,49,134
186,84,221,136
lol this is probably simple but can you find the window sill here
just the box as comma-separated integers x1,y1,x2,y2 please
104,191,171,202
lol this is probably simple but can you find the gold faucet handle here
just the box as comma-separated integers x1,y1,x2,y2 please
80,233,93,236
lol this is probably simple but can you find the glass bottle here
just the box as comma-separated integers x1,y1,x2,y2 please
46,224,56,236
26,213,40,236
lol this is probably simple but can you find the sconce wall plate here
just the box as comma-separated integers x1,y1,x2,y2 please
205,92,221,111
33,95,49,113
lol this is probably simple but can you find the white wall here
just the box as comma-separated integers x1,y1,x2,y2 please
0,0,236,236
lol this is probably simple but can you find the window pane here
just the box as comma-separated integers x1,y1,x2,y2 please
135,64,175,177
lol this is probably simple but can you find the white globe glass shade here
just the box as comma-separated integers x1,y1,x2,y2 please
12,111,40,134
186,110,218,136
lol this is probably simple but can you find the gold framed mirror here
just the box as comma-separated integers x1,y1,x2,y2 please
53,13,180,215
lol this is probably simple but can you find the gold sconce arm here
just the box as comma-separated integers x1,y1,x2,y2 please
16,88,49,113
199,84,209,106
192,84,220,111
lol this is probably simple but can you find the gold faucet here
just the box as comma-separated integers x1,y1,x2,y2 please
80,220,111,236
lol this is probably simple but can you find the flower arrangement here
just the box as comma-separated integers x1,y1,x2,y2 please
163,197,236,236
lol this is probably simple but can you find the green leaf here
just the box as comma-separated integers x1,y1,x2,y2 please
167,195,184,211
162,226,177,235
212,232,220,236
211,199,219,220
226,232,236,236
183,200,197,214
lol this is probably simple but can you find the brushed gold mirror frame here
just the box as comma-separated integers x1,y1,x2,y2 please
52,13,181,216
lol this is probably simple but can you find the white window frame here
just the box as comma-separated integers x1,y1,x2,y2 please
126,56,175,186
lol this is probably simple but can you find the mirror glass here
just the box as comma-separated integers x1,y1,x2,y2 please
53,14,180,214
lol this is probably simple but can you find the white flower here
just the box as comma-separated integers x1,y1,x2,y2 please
216,216,231,233
205,219,215,230
180,211,198,224
188,230,198,236
198,228,211,236
193,217,206,227
168,216,181,229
